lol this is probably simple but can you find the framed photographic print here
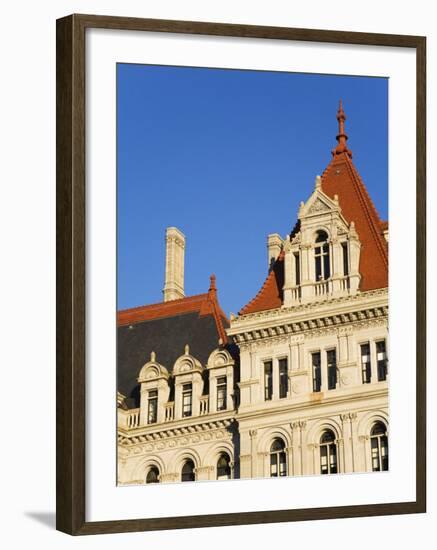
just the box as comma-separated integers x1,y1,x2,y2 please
56,14,426,535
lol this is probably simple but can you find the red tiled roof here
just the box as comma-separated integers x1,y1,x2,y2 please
321,152,388,291
117,276,229,343
240,103,388,316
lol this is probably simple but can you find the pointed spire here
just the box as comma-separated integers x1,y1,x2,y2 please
332,99,352,158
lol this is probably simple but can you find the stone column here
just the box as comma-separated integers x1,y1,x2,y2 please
250,429,258,478
272,357,279,400
195,466,213,481
320,349,328,392
341,413,353,473
370,340,378,384
350,412,358,472
239,430,253,479
209,375,217,414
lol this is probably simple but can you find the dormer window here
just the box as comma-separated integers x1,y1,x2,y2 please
182,383,193,417
315,230,330,281
147,390,158,424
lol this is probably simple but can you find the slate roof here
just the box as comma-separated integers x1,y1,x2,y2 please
117,278,232,407
240,102,388,316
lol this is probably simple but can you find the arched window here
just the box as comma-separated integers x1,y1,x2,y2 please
315,230,330,281
270,438,287,477
217,453,232,480
320,430,338,474
181,459,196,482
370,422,389,471
145,465,159,484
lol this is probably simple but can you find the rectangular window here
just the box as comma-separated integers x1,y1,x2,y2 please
216,376,227,411
312,352,321,392
147,390,158,424
327,349,337,390
376,340,388,381
182,383,193,417
264,361,273,401
315,248,322,281
294,253,301,286
342,242,349,276
323,244,331,279
279,358,288,398
360,343,371,384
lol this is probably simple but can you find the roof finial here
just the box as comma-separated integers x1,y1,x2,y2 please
332,99,352,158
208,274,217,299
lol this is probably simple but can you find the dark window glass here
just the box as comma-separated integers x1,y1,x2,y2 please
360,343,371,384
181,459,195,482
216,376,227,411
316,230,329,243
327,349,337,390
147,390,158,424
312,352,321,392
294,253,301,286
182,383,192,417
146,466,159,484
323,243,330,279
270,438,287,477
342,242,349,276
314,231,330,281
217,453,231,480
371,422,389,471
279,358,288,398
320,430,338,474
376,340,388,381
315,252,322,281
264,361,273,401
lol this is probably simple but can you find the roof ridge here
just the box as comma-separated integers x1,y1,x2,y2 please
118,293,208,315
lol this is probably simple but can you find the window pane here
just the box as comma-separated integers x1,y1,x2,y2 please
294,253,301,286
360,343,371,383
342,242,349,276
264,361,273,401
147,390,158,424
279,358,288,398
376,340,388,381
315,255,322,281
327,349,337,390
181,460,195,482
312,352,321,392
146,466,159,484
217,453,231,480
217,376,227,410
182,383,192,417
323,244,330,279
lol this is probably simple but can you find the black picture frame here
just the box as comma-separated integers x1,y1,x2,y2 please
56,13,426,535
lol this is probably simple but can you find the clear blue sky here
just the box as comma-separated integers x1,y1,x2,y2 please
117,64,388,315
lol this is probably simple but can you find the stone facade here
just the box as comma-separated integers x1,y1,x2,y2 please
117,103,389,485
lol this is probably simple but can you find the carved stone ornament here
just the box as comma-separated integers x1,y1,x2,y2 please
307,197,331,215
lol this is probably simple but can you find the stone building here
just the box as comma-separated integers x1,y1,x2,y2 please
117,102,389,485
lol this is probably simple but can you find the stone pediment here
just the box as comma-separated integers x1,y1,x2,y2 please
298,176,341,220
307,197,331,215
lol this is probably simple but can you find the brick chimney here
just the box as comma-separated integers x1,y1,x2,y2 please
163,227,185,302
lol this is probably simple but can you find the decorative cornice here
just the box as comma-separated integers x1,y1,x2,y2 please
230,288,388,327
118,418,235,448
232,304,388,349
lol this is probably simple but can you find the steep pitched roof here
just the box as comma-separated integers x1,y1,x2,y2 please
240,102,388,316
117,277,230,406
321,152,388,291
